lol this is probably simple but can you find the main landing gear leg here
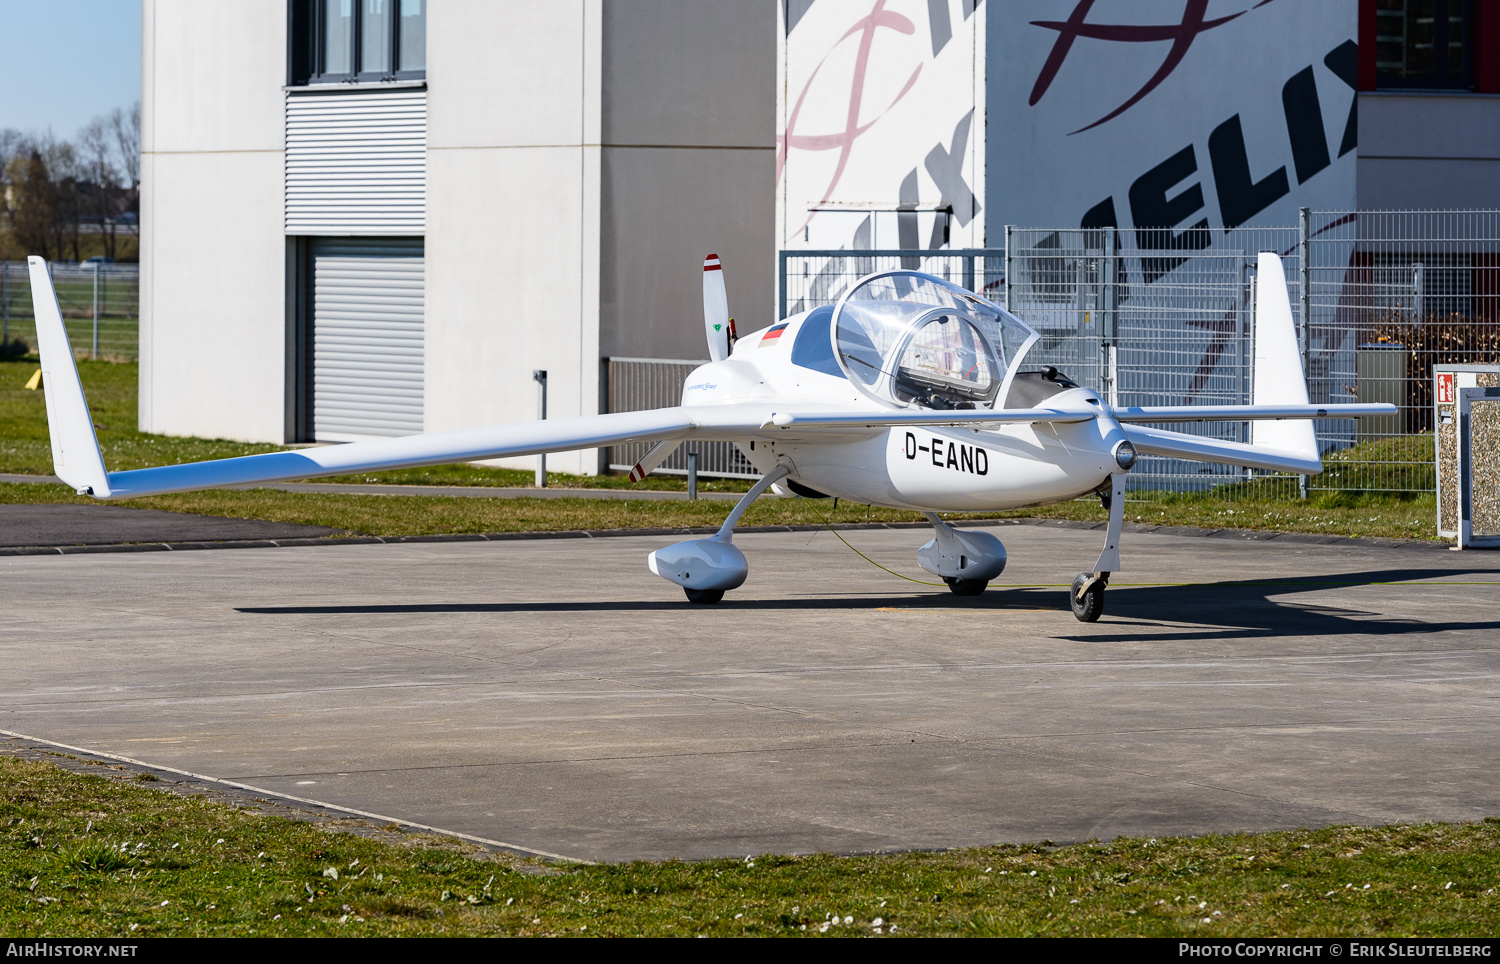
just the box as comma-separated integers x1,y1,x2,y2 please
647,465,790,605
918,512,1007,596
1071,472,1125,623
716,464,791,542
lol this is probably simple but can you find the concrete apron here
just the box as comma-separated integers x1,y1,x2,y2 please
2,525,1497,863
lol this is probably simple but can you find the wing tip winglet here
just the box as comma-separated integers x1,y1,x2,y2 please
26,256,111,498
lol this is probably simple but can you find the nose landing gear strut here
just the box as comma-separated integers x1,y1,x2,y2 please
1071,472,1124,622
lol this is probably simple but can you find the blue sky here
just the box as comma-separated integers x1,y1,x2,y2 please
0,0,141,138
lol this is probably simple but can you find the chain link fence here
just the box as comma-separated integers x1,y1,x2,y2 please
7,216,1496,495
1305,211,1500,495
0,261,140,360
1005,224,1299,496
604,357,760,479
778,211,1500,497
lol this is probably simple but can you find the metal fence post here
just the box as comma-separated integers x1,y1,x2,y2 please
1238,257,1250,443
91,262,100,358
687,452,698,500
533,369,548,487
1248,272,1258,400
778,251,788,321
1004,226,1015,312
1101,227,1117,405
1297,207,1311,499
962,252,975,293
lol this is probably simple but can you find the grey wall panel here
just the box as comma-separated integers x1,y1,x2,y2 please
1356,158,1500,209
286,89,426,234
601,0,775,147
309,238,425,440
1359,92,1500,161
600,146,774,358
1356,92,1500,209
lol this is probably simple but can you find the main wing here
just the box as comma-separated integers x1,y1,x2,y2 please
32,257,1123,499
23,257,692,499
99,409,705,499
1113,252,1394,476
1121,424,1322,474
1112,404,1394,423
1116,403,1394,476
30,250,1396,497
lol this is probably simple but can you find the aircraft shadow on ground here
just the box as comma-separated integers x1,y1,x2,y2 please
237,567,1500,642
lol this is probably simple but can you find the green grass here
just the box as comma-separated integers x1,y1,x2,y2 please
1116,490,1437,542
0,358,747,490
0,481,942,536
0,358,282,474
0,358,1446,542
4,754,1498,937
0,482,1441,544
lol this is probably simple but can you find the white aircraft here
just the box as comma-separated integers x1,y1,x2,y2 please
27,253,1391,621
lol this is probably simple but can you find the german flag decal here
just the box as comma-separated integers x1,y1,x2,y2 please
759,323,788,347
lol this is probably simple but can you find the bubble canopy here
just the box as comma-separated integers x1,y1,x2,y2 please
830,271,1039,410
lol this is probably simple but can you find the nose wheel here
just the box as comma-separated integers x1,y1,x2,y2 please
944,577,988,596
1070,572,1107,622
684,588,725,605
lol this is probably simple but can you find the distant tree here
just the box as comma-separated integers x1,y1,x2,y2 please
0,128,24,185
0,129,29,250
78,117,122,260
7,149,56,260
0,104,138,263
38,137,82,261
108,103,140,248
111,102,139,190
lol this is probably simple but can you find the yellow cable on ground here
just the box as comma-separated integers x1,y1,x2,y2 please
798,496,945,587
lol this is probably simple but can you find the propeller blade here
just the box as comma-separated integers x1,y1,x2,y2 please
703,254,730,362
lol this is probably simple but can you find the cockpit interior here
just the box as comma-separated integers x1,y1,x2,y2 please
821,271,1039,410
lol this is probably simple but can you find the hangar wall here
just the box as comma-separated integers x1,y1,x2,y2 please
599,0,776,359
776,2,1500,250
775,0,986,258
140,0,774,477
139,0,288,443
1357,92,1500,209
423,1,600,474
987,2,1358,236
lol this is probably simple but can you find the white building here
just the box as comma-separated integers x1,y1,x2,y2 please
140,0,774,473
141,1,1500,471
778,0,1500,253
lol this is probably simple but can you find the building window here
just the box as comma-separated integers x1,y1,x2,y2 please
1375,0,1472,89
289,0,425,85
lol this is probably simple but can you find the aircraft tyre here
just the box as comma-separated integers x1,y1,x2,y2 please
684,587,725,605
1070,573,1104,622
944,577,988,596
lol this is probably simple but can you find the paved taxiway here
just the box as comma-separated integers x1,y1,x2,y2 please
3,525,1497,862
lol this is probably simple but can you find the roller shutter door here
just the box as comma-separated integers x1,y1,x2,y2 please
308,238,424,440
285,88,425,235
